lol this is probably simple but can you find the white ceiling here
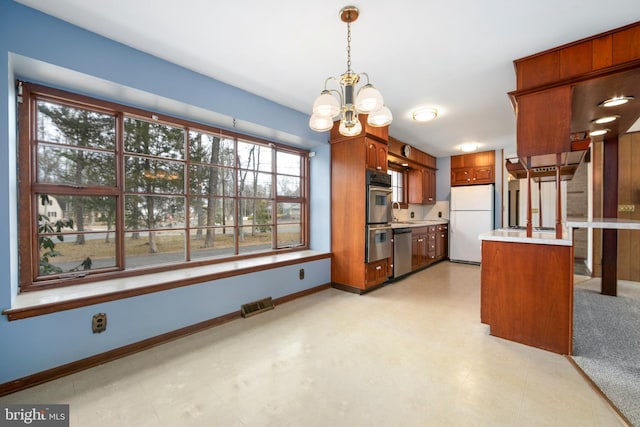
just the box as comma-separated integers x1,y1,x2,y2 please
14,0,640,157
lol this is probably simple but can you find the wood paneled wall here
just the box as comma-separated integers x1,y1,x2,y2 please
592,133,640,281
617,132,640,281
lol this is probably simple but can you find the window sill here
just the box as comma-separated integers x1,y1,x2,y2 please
3,250,331,321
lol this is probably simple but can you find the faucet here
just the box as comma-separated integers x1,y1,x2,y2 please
391,201,401,222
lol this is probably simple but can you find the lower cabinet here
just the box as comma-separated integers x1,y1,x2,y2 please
411,228,428,270
365,259,389,288
411,225,448,272
436,224,448,259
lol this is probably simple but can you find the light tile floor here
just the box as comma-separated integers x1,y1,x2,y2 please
1,262,624,426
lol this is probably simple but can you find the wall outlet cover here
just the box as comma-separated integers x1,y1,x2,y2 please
92,313,107,333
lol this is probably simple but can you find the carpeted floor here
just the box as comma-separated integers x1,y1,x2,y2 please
573,278,640,426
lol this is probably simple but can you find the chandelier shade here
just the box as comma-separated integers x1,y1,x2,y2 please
312,90,341,117
355,84,384,113
309,6,392,137
309,113,335,132
367,105,393,127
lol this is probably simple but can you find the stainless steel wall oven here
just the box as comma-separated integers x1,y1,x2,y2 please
366,171,392,263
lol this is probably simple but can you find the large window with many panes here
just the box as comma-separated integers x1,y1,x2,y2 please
18,82,309,290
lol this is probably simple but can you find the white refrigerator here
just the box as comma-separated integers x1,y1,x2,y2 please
449,184,494,264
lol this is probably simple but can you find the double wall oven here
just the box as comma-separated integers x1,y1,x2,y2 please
366,170,392,263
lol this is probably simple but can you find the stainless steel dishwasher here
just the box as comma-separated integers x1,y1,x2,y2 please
393,227,412,278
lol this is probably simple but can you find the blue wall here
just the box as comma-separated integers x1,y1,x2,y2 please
0,2,331,384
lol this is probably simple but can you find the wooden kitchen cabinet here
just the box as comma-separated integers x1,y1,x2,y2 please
366,139,388,172
451,151,495,186
365,259,389,288
330,116,390,293
427,226,437,262
412,225,448,271
408,167,436,204
436,224,448,260
411,227,428,270
481,239,573,354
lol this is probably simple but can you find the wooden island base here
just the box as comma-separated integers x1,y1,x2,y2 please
480,237,574,355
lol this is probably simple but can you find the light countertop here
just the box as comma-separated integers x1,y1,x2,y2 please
478,228,572,246
391,219,448,229
566,217,640,230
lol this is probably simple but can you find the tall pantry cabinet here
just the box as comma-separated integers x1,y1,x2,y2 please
330,115,390,293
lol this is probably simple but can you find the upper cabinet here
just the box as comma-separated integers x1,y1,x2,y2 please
451,151,495,186
388,136,437,205
514,23,640,92
408,167,436,204
366,139,388,172
509,21,640,160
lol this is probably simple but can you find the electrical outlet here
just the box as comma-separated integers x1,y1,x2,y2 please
299,268,304,280
92,313,107,333
410,211,415,218
618,204,635,212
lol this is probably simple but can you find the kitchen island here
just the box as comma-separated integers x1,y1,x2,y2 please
479,229,574,354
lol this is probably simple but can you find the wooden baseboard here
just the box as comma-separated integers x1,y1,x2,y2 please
331,282,387,294
0,283,331,397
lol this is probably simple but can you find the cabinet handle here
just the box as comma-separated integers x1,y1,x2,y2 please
473,178,476,180
376,166,382,170
441,234,445,237
376,265,382,270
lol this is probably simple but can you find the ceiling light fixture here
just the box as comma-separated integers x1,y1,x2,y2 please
589,129,609,137
412,107,438,122
599,96,634,108
459,142,479,152
592,115,620,124
309,6,392,135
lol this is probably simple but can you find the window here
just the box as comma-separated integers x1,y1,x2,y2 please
390,168,407,207
18,82,309,290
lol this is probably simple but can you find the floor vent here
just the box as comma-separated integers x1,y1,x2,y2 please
241,297,274,318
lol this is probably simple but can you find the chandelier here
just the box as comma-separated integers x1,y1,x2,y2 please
309,6,393,136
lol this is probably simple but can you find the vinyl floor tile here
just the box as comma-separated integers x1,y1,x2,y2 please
0,262,624,426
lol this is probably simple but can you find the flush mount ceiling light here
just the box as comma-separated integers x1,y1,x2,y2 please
308,6,392,136
459,142,479,152
412,107,438,122
592,115,620,124
598,96,634,108
589,129,609,137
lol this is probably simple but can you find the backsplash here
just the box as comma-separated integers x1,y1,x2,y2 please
393,201,449,222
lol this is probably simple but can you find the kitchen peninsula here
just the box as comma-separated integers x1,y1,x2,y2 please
479,20,640,355
479,229,573,354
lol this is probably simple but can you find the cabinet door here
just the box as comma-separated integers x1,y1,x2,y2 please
451,167,472,186
424,168,436,204
366,140,388,171
408,169,424,204
377,144,388,172
365,260,388,288
366,141,379,171
411,234,421,270
436,225,448,260
412,232,428,270
472,166,494,184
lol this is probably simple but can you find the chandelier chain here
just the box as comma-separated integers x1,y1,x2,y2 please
346,21,352,72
